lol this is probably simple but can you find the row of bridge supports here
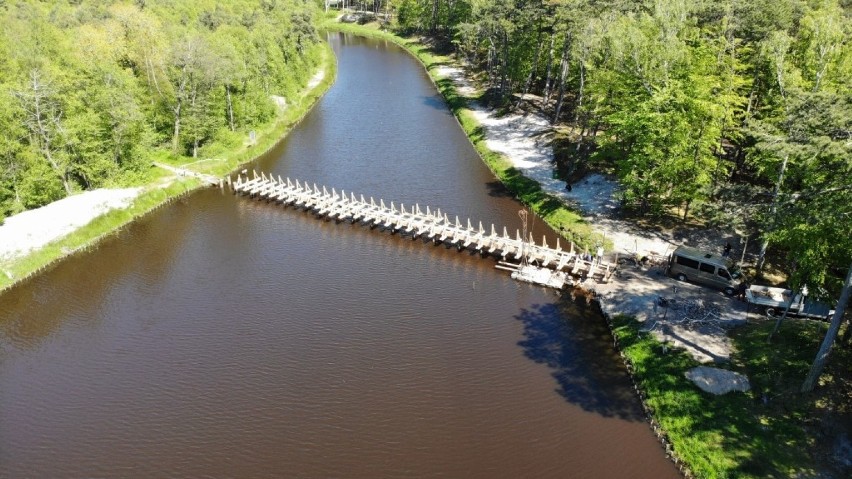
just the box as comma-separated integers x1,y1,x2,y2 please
230,171,616,288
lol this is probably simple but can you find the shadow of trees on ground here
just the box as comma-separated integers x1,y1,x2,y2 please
610,315,838,478
514,295,646,421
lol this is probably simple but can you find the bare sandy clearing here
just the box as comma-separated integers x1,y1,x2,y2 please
0,188,141,263
437,59,746,362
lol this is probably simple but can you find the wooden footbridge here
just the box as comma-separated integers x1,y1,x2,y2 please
229,171,616,289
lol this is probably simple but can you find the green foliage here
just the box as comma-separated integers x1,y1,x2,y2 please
611,314,850,478
388,0,852,301
18,159,65,209
325,20,600,250
0,0,323,217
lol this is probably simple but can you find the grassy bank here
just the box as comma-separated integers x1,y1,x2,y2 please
324,21,599,251
0,42,337,293
610,314,848,478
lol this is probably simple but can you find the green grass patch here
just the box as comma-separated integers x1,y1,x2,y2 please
0,42,337,294
323,21,602,250
611,314,848,478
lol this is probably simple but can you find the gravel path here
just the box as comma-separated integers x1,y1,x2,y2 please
0,188,141,264
434,62,748,362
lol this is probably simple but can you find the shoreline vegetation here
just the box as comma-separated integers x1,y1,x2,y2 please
0,42,337,294
0,4,846,477
325,20,849,479
324,21,600,252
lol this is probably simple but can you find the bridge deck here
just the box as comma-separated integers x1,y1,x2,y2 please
231,171,616,289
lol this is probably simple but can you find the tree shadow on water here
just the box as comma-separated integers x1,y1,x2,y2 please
514,296,646,421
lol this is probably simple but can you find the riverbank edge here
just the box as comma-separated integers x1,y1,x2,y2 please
323,22,598,251
0,42,338,295
373,24,826,479
322,22,715,479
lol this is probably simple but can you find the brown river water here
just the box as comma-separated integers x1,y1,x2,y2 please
0,33,680,478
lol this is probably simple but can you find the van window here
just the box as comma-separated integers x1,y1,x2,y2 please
699,263,716,274
718,269,731,280
676,256,699,269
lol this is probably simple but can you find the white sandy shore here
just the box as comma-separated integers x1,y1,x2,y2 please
0,188,141,263
434,63,745,362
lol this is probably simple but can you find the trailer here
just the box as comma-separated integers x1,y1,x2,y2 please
746,285,834,319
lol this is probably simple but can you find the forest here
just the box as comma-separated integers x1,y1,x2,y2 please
384,0,851,302
2,1,849,302
0,0,323,218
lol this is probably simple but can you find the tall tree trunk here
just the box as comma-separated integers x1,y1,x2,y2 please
517,32,544,109
801,262,852,392
574,61,585,123
430,0,439,33
768,286,801,342
757,154,789,272
191,86,199,158
225,84,235,132
552,33,571,124
499,30,509,101
27,71,71,195
172,100,182,153
543,29,556,103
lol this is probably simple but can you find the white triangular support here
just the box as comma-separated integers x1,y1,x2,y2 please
491,224,496,237
503,226,508,238
556,237,561,251
380,199,386,209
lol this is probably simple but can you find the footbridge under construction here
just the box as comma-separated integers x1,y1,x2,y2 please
229,171,616,289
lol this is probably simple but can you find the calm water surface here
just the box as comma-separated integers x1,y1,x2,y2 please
0,34,679,478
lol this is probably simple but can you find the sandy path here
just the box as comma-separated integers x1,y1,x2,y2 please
434,63,745,362
0,188,141,264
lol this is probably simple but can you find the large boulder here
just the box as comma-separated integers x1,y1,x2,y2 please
685,366,750,395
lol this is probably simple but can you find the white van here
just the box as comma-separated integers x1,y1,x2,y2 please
667,246,742,295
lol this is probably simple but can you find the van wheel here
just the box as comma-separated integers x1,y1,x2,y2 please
724,287,735,296
676,273,687,282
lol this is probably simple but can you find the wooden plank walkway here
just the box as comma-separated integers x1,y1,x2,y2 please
230,171,617,289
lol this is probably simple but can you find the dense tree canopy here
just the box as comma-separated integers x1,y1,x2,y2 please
0,0,323,217
390,0,851,299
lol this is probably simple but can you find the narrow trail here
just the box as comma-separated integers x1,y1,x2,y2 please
433,62,747,363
